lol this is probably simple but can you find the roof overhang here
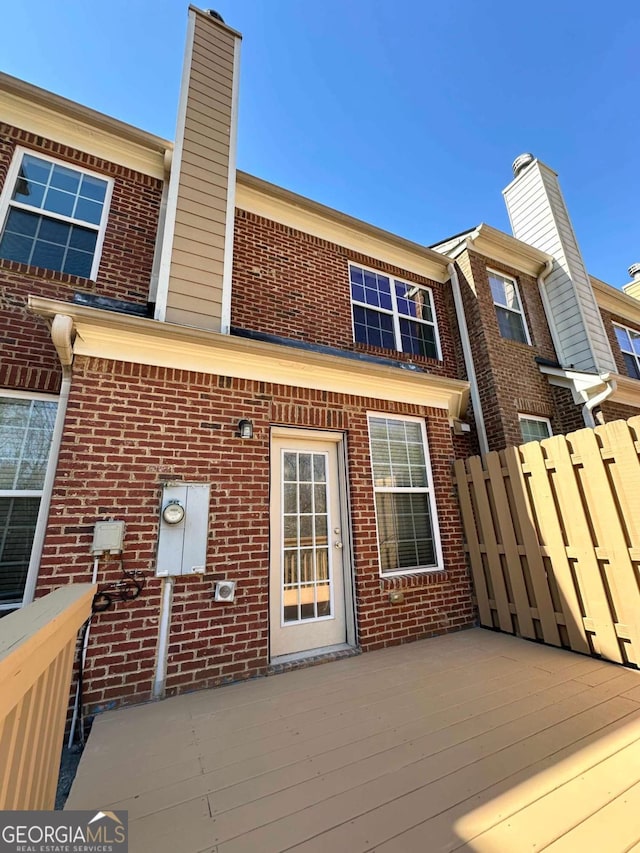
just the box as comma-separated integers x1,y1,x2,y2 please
537,363,639,410
0,72,171,180
537,363,612,404
29,297,470,420
235,172,451,283
591,276,640,326
432,223,553,277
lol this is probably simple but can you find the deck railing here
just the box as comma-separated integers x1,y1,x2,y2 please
0,584,95,809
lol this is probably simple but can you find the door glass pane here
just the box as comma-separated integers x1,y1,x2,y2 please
281,450,332,623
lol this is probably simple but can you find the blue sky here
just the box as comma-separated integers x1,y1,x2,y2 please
3,0,639,287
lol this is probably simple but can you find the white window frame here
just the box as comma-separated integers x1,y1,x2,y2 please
349,262,442,361
488,268,531,346
367,413,443,577
0,389,60,611
613,322,640,379
0,146,114,281
518,414,552,444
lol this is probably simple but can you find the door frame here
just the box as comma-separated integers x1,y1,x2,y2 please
269,426,357,660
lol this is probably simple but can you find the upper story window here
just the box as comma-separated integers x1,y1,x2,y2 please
613,323,640,379
489,269,530,345
350,264,441,360
518,414,552,444
0,148,112,279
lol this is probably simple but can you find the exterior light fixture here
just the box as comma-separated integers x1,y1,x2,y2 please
238,419,254,439
162,500,185,525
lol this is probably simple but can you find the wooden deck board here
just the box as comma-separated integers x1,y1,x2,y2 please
66,629,640,853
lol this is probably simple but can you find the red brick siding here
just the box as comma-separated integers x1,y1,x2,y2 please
0,126,163,394
456,249,580,449
36,357,475,712
231,210,461,380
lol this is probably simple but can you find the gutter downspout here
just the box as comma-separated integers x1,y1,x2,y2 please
448,262,489,455
22,314,74,605
582,377,617,428
536,258,567,365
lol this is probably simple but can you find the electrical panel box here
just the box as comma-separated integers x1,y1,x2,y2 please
91,520,125,555
156,483,210,577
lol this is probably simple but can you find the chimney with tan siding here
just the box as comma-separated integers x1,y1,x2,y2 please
503,154,617,373
155,6,241,332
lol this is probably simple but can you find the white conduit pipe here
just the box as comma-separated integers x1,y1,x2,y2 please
153,576,175,699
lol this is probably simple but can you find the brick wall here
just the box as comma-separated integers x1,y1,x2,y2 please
0,125,163,394
231,210,462,381
456,249,580,449
36,356,475,712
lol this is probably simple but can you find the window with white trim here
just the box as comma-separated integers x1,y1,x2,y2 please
368,415,442,575
0,148,112,279
0,395,57,607
518,414,552,444
489,270,530,345
350,264,441,360
613,323,640,379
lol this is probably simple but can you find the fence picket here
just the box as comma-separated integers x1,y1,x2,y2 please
468,454,512,632
544,435,622,662
569,425,640,666
454,459,492,627
486,452,535,638
597,418,640,554
512,441,590,654
503,447,561,646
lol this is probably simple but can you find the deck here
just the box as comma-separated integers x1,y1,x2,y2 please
66,628,640,852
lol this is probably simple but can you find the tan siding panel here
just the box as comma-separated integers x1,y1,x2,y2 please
174,206,227,232
166,279,224,306
186,98,232,133
165,305,221,331
168,260,225,288
182,138,232,171
192,40,235,81
173,221,227,249
181,148,231,182
171,237,225,266
182,127,230,160
178,171,229,202
187,76,233,110
189,68,236,101
178,185,231,216
192,23,236,56
173,197,228,229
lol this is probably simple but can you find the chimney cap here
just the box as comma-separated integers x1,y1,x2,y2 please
206,9,225,22
628,263,640,281
512,153,535,177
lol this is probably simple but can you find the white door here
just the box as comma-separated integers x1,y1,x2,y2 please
270,431,347,659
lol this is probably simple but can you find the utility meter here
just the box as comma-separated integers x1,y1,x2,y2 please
156,483,210,577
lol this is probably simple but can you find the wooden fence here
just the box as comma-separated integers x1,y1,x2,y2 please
454,417,640,666
0,584,95,809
